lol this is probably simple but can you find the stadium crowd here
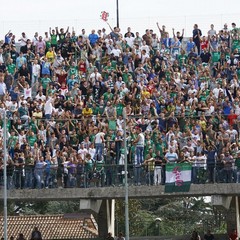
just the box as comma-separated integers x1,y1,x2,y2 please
0,21,240,189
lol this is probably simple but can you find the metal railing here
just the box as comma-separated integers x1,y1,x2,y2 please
0,163,239,190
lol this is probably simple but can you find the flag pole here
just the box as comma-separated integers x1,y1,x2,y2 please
116,0,119,28
3,110,8,240
123,108,129,240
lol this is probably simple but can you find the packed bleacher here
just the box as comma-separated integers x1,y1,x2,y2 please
0,21,240,189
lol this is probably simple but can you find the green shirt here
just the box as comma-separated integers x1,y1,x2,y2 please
122,73,130,85
103,66,114,79
27,135,37,147
41,77,51,89
232,39,240,51
235,158,240,169
116,103,124,116
95,159,104,172
212,52,220,63
85,159,93,172
103,92,113,102
8,135,18,148
165,71,171,82
92,106,100,115
111,60,117,69
225,53,230,61
50,34,57,45
46,41,51,50
7,63,16,75
178,54,187,67
29,121,38,134
69,66,78,77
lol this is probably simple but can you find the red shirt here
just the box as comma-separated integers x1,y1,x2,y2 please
56,73,68,85
229,232,238,240
147,84,155,94
200,40,209,50
227,114,237,125
78,62,86,73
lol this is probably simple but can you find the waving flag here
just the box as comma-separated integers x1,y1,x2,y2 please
165,163,192,193
100,11,109,21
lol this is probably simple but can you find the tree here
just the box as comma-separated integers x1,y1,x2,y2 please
115,197,226,237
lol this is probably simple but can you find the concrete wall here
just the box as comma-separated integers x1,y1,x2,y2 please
2,183,240,201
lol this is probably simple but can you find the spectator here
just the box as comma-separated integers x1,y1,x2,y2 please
0,21,240,190
31,227,42,240
193,24,202,55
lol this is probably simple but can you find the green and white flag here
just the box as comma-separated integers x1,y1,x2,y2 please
165,163,192,193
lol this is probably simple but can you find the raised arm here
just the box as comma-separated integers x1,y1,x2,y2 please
172,28,175,38
156,22,162,33
65,26,69,35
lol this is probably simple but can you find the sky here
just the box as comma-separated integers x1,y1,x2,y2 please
0,0,239,39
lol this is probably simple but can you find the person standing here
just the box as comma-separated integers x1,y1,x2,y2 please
94,128,105,160
133,127,145,167
106,232,114,240
229,229,238,240
193,24,202,55
204,145,217,183
116,232,125,240
204,230,215,240
31,227,42,240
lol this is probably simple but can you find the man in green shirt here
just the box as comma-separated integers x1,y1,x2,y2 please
178,49,188,68
85,153,94,188
212,51,220,64
41,75,51,92
7,59,16,76
94,155,105,187
27,131,37,147
68,62,78,78
8,131,18,159
102,61,115,80
103,88,113,103
49,28,58,49
231,37,240,51
116,99,124,116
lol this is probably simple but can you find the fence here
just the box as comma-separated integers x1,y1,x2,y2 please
0,13,239,40
0,162,239,190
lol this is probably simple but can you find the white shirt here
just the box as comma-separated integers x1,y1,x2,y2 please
125,36,135,48
24,88,32,99
35,94,46,102
95,132,105,144
32,36,38,46
88,147,96,159
235,104,240,115
89,72,102,85
78,148,88,160
141,53,150,63
137,133,145,147
18,134,26,146
19,36,27,46
0,54,4,63
212,87,222,99
32,64,41,76
110,48,121,57
44,98,53,115
141,45,150,54
0,82,6,95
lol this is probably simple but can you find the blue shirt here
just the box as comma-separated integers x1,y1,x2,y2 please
88,34,99,45
186,42,195,53
16,56,27,69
